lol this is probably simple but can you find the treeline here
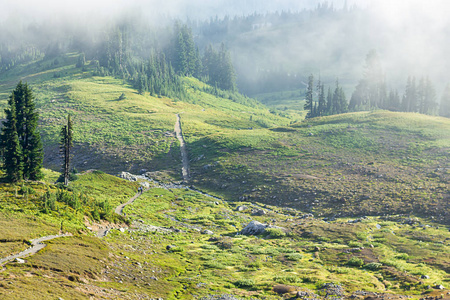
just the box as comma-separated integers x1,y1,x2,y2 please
190,3,361,96
0,45,43,72
0,19,238,100
305,50,450,119
348,50,448,117
91,22,237,99
304,75,347,119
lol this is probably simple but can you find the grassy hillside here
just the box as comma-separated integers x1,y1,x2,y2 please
187,110,449,224
0,172,449,299
0,53,449,299
0,53,448,223
0,53,289,176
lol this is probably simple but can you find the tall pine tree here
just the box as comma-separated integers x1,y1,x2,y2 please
440,84,450,118
60,115,73,186
304,74,314,118
1,94,23,182
1,82,43,181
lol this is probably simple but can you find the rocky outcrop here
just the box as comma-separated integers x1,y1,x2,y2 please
240,220,285,236
118,172,138,181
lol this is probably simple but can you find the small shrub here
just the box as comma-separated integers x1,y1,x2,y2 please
274,274,301,284
247,260,262,269
204,261,226,269
347,257,364,267
265,227,286,238
395,253,409,260
19,184,35,195
348,241,363,248
217,237,233,249
285,253,303,261
234,278,256,289
201,244,219,250
119,93,127,100
365,262,382,270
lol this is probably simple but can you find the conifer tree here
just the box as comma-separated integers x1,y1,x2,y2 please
1,94,23,182
388,89,401,111
1,81,43,181
439,84,450,118
317,79,325,117
304,74,314,118
402,76,417,112
60,115,73,186
326,87,332,115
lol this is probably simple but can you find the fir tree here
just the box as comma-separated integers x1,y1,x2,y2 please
439,84,450,118
326,87,332,115
304,74,314,118
76,53,86,68
1,94,23,182
388,89,401,111
18,82,43,180
349,50,385,111
317,79,325,117
402,76,417,112
1,82,43,182
60,115,73,186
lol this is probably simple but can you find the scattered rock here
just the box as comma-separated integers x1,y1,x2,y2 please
236,205,248,212
119,228,126,233
299,213,314,219
435,284,444,290
421,275,430,279
240,220,285,236
321,282,344,297
166,245,175,251
252,209,266,216
118,172,138,181
15,258,25,264
201,230,214,235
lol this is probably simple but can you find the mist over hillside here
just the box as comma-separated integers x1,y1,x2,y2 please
1,0,449,99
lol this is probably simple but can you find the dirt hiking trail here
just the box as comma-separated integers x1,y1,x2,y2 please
174,113,190,183
0,233,72,266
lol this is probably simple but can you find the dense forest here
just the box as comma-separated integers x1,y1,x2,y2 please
0,3,449,118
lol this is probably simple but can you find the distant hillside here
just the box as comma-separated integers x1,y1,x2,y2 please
187,111,450,224
0,53,289,176
0,53,448,223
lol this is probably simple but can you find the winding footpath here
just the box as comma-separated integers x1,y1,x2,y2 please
174,114,190,183
0,114,192,265
0,233,72,266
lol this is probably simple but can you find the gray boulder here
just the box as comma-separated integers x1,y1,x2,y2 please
252,209,266,216
236,205,248,212
240,221,285,236
118,172,138,181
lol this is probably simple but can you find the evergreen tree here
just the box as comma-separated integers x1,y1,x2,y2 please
60,115,73,186
202,44,237,91
388,89,401,111
1,82,43,182
402,76,417,112
439,84,450,118
349,50,385,111
326,87,332,115
76,52,86,68
421,77,437,115
317,79,325,117
1,94,23,182
304,74,314,118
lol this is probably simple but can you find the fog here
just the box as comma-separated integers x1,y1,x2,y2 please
1,0,449,95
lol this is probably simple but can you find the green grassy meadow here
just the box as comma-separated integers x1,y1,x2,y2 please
0,53,449,299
